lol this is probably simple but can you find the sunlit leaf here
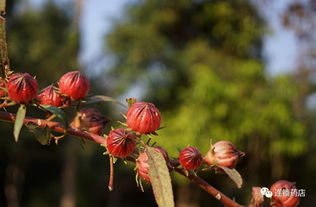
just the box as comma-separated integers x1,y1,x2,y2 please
146,146,175,207
13,104,26,142
87,95,126,107
26,122,51,145
40,105,68,126
218,166,243,188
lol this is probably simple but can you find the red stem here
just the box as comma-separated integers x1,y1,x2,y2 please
0,111,106,144
0,110,244,207
174,168,244,207
108,155,114,191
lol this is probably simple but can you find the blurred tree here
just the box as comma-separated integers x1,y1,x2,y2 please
1,2,156,207
280,0,316,205
106,0,309,205
1,1,80,207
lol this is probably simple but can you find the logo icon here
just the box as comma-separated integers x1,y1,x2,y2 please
260,187,273,198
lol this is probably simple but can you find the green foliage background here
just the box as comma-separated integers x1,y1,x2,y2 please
0,0,315,207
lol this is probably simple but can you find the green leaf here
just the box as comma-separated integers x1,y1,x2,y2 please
14,104,26,142
218,166,243,188
26,122,51,145
87,95,126,107
40,105,68,126
145,146,175,207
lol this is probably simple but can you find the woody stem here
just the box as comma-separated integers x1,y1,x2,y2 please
0,110,244,207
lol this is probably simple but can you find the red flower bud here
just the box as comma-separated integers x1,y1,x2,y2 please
0,77,7,97
126,102,161,134
70,108,108,135
204,141,244,168
179,146,203,170
270,180,300,207
58,71,90,100
37,85,63,107
7,73,38,104
106,128,137,158
136,147,170,182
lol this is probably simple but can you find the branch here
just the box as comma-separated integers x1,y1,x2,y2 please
0,0,11,79
0,110,244,207
174,168,244,207
0,111,106,144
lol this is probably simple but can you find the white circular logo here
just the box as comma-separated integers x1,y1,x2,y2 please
260,187,269,195
260,187,273,198
266,191,273,198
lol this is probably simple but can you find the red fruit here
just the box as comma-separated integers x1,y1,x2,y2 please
204,141,244,168
0,78,6,97
136,147,170,182
126,102,161,134
7,73,38,104
37,85,63,107
58,70,90,100
106,128,137,158
70,108,108,135
179,146,203,170
270,180,300,207
136,152,150,182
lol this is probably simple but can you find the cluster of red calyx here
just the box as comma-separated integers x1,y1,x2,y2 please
270,180,300,207
104,101,173,182
2,70,302,206
177,141,244,171
105,100,247,183
2,70,90,106
2,70,107,135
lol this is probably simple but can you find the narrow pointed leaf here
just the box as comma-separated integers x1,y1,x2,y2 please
40,105,68,126
14,104,26,142
146,146,175,207
218,166,243,188
26,122,51,145
87,95,126,107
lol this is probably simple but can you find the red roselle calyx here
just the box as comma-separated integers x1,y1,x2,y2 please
7,73,38,104
0,78,6,98
126,101,161,134
270,180,300,207
106,128,137,158
136,147,170,182
204,141,244,168
70,108,108,135
136,152,150,182
179,146,203,170
37,85,63,107
58,70,90,100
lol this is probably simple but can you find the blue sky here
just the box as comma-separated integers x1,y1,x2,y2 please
28,0,297,76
